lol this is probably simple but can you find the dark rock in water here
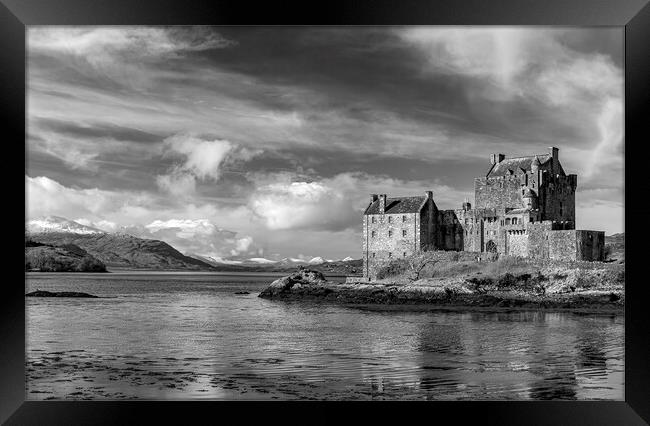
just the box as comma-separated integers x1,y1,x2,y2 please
259,269,327,298
26,290,99,298
234,291,250,295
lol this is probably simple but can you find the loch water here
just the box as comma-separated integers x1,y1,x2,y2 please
25,271,624,400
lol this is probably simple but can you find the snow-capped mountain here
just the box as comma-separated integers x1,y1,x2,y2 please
27,216,105,235
247,257,277,264
342,256,355,262
188,254,244,266
308,256,325,264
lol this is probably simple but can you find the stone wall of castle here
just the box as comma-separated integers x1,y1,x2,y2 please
575,230,605,261
363,211,421,279
475,176,524,210
507,232,528,257
538,173,577,226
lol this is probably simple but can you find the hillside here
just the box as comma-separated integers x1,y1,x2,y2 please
25,240,107,272
27,232,215,270
605,233,624,263
189,254,363,275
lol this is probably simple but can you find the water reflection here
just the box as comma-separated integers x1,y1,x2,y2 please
26,273,624,400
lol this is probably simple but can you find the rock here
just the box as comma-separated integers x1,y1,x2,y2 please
234,291,250,295
26,290,99,298
259,269,326,297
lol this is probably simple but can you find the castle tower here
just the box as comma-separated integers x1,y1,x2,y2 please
522,188,538,210
462,197,472,211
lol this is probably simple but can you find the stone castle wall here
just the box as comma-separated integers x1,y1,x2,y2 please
363,211,420,279
475,176,523,210
538,173,577,226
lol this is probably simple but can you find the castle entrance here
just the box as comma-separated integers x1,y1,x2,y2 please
486,240,497,253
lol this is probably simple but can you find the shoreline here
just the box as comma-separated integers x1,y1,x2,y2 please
258,269,624,314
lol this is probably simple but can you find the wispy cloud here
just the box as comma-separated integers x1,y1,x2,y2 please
26,27,624,259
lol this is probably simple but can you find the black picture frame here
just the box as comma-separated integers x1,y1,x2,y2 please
2,1,649,424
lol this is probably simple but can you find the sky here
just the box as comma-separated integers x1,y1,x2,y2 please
26,26,624,261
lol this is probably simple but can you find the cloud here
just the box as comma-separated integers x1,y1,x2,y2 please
27,175,131,219
27,175,261,258
156,168,197,197
29,27,235,61
250,180,355,231
162,134,234,180
398,27,623,211
248,171,460,232
156,134,264,196
138,218,260,258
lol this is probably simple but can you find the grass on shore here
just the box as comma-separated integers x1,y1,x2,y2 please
373,251,624,294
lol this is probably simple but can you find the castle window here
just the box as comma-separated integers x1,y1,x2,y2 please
530,218,534,223
388,230,393,237
403,252,407,257
372,252,376,258
402,230,407,237
371,230,376,238
388,252,392,258
512,218,518,225
505,218,511,225
388,216,393,223
402,215,407,222
371,216,376,223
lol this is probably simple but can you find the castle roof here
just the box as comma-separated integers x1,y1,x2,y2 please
364,196,427,215
487,154,551,177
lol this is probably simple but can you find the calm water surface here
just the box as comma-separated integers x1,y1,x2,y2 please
26,272,624,400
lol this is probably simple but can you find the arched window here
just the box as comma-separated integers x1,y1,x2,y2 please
505,218,511,225
486,240,497,253
388,230,393,237
512,218,518,225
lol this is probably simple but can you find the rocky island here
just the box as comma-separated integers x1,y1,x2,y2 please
259,251,624,312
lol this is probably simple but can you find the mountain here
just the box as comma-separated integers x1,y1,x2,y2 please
247,257,277,264
26,216,361,273
25,240,107,272
27,232,215,270
27,216,105,235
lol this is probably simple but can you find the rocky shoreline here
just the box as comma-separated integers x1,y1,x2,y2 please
258,268,624,312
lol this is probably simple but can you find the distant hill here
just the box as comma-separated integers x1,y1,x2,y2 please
605,233,624,264
25,240,107,272
28,232,215,270
187,254,363,275
26,216,362,273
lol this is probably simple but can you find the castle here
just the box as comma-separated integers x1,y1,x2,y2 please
362,147,605,280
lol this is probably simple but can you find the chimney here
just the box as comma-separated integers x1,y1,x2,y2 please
424,190,433,199
490,153,506,165
549,147,558,163
379,194,387,213
370,194,378,204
